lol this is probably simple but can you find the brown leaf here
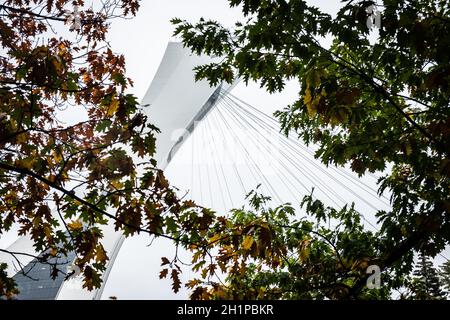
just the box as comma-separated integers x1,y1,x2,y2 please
159,268,168,279
171,269,181,293
161,257,170,266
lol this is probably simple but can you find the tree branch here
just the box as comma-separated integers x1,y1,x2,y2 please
0,161,203,248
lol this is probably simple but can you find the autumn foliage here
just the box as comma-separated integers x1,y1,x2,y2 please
172,0,450,299
0,0,208,294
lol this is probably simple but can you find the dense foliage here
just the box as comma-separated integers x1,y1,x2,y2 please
407,251,445,299
438,259,450,296
172,0,450,299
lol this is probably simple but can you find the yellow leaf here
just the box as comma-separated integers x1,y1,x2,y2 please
242,235,254,250
43,226,52,238
257,287,266,299
68,220,83,231
58,42,68,54
16,133,28,144
50,248,58,257
192,251,202,263
208,234,221,244
201,267,208,279
51,56,64,73
95,245,109,263
304,87,316,117
405,144,412,156
52,150,63,163
107,98,120,116
15,157,35,170
82,73,91,83
330,108,348,126
60,83,68,100
110,179,124,190
61,171,69,181
300,246,310,262
298,238,311,262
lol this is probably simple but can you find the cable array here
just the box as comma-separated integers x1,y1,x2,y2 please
167,88,450,269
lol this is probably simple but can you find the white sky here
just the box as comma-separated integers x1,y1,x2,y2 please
107,0,342,101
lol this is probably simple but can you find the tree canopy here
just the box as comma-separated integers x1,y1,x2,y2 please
172,0,450,298
439,259,450,296
408,251,445,299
